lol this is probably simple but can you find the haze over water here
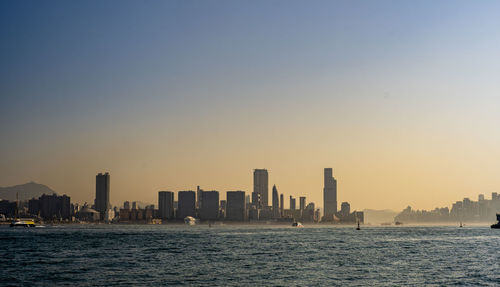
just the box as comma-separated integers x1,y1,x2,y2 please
2,225,499,286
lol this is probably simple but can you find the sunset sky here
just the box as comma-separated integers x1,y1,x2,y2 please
2,0,500,211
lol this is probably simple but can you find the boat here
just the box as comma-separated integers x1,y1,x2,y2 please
184,216,198,225
10,219,36,228
459,222,463,228
356,221,361,230
292,221,303,227
491,214,500,229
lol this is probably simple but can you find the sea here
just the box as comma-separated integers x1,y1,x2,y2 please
1,224,499,286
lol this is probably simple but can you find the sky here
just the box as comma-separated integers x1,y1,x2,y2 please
1,0,500,211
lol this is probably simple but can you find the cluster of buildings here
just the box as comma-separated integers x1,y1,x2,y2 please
394,193,500,223
1,168,364,224
116,168,363,224
0,194,72,222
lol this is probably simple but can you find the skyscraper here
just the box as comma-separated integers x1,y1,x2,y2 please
158,191,174,220
253,169,268,207
272,185,279,218
177,191,196,219
300,196,306,211
200,190,219,220
280,193,284,217
95,172,110,220
226,191,245,221
197,185,202,209
323,168,337,220
290,196,296,210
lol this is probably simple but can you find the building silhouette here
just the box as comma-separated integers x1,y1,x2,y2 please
200,190,219,220
323,168,337,220
290,196,296,210
197,185,202,209
177,191,196,219
158,191,174,220
272,185,279,218
226,191,245,221
28,193,71,220
95,172,110,220
340,201,350,217
280,193,284,217
253,169,268,207
300,196,306,211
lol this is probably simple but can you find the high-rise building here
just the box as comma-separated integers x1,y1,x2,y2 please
253,169,269,207
95,172,110,220
226,191,246,221
177,191,196,219
290,196,296,210
200,190,219,220
197,185,202,209
323,168,337,220
158,191,174,220
300,197,306,211
38,193,71,220
272,185,279,218
280,193,284,216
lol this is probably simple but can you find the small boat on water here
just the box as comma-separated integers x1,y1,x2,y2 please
491,214,500,229
356,221,361,230
184,216,198,225
10,219,36,228
292,221,303,227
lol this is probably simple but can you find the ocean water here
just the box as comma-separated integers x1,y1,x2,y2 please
1,224,499,286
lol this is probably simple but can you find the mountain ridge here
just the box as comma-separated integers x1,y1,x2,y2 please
0,182,56,201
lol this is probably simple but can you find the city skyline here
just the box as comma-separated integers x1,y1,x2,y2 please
2,1,500,211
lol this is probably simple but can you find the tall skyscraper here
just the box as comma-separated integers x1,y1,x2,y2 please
253,169,269,207
158,191,174,220
95,172,110,220
300,197,306,211
177,191,196,219
226,191,245,221
197,185,202,209
272,185,279,218
200,190,219,220
280,193,284,216
290,196,296,210
323,168,337,220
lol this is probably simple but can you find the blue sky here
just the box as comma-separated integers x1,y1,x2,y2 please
1,0,500,209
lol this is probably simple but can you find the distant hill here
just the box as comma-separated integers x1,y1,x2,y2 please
0,182,56,201
363,209,399,224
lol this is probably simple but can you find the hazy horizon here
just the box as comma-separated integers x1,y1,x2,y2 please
2,0,500,211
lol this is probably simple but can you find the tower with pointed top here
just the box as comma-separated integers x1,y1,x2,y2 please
272,184,279,218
